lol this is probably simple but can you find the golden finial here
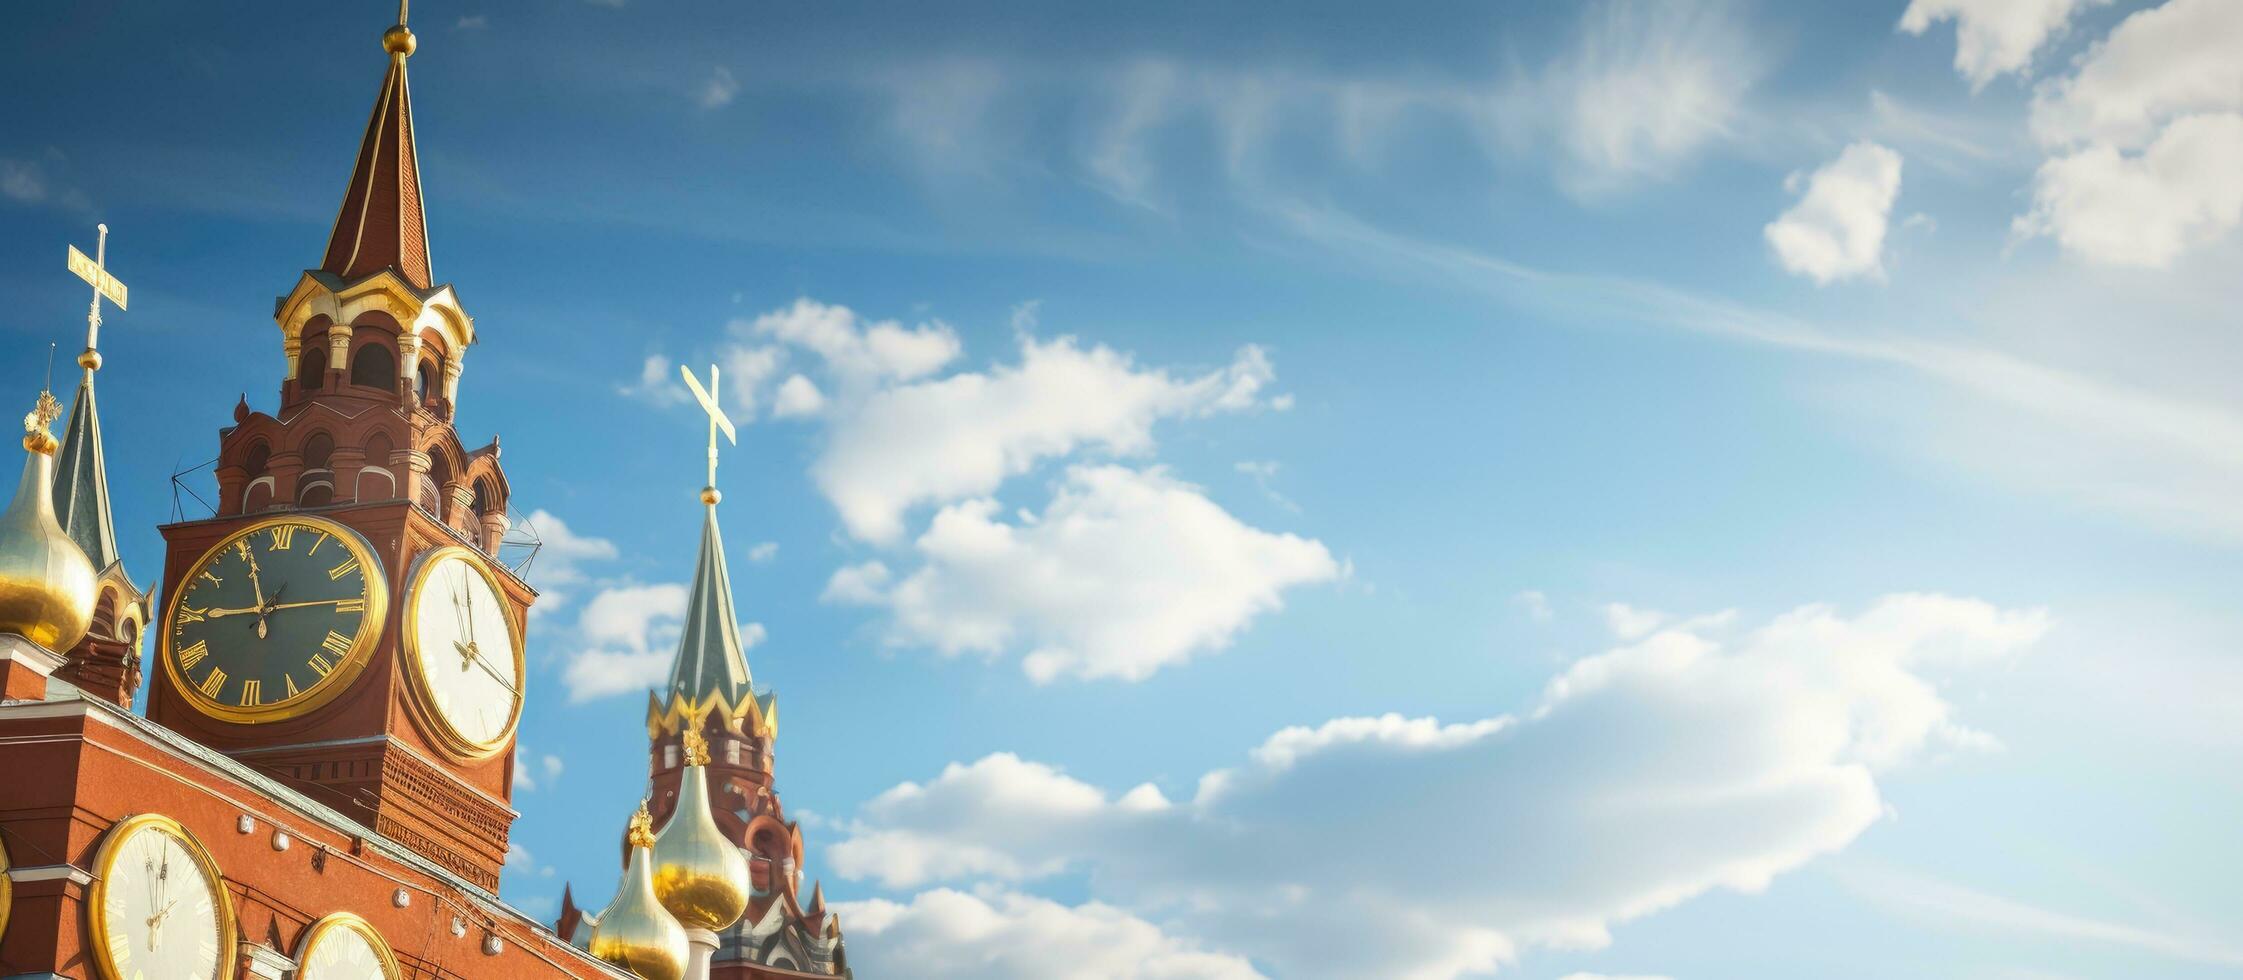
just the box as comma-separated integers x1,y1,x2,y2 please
383,0,417,57
591,801,690,980
680,727,711,767
1,384,96,649
22,389,60,456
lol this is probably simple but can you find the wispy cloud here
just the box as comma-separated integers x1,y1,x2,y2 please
1261,199,2243,542
698,66,740,109
1835,863,2243,968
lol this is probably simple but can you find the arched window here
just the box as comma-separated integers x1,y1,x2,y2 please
244,441,272,479
299,433,336,506
301,433,334,472
350,341,396,390
419,452,451,516
299,345,327,390
418,357,441,405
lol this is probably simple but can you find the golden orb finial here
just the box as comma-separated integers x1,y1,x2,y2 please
652,744,751,932
21,390,59,456
0,389,96,650
699,487,721,506
591,801,690,980
383,25,417,57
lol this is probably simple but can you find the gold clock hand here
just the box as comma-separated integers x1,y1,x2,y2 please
466,647,520,696
262,598,357,613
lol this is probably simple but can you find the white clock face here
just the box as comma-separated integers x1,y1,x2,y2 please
300,919,393,979
409,552,522,750
97,824,226,980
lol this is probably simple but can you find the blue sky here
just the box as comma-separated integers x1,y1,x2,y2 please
5,1,2242,977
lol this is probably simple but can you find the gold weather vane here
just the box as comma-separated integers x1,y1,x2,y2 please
678,364,736,505
65,224,128,374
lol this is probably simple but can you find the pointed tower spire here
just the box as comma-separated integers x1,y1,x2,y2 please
321,2,433,289
50,224,150,709
53,224,124,568
653,364,763,730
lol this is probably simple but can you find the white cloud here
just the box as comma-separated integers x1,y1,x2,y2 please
560,583,689,702
1601,602,1666,640
516,509,620,616
513,751,565,793
1558,974,1675,980
2016,112,2243,267
2016,0,2243,264
1765,141,1905,284
835,890,1265,980
1835,863,2243,968
617,354,690,407
1272,198,2243,542
0,159,49,203
747,541,779,563
801,325,1278,543
1498,0,1768,197
720,345,784,420
1514,589,1556,623
1898,0,2103,88
825,465,1338,682
742,298,960,390
830,595,2048,978
1233,459,1300,513
2027,0,2243,149
771,374,826,418
699,66,740,109
455,14,489,30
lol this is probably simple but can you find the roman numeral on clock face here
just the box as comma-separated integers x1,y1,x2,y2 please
328,558,359,581
268,525,296,550
178,640,209,669
199,668,227,698
239,679,262,707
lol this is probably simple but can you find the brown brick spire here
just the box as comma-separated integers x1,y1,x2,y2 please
320,15,432,289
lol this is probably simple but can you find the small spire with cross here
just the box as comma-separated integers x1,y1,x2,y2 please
678,363,737,507
64,223,127,376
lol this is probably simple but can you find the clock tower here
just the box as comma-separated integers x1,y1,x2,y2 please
146,14,529,892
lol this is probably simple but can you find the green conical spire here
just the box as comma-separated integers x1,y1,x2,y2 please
51,365,118,570
663,504,752,707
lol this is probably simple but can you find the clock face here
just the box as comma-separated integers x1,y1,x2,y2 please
89,816,233,980
162,517,387,723
404,548,523,754
298,914,398,980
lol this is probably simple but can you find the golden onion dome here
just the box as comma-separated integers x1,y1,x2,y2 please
651,728,751,932
589,803,690,980
0,391,95,651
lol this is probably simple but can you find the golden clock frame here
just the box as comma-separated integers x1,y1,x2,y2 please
398,545,527,760
85,813,239,980
295,910,403,980
158,515,390,725
0,834,12,941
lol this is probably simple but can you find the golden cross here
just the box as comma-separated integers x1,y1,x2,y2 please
678,363,736,495
65,223,128,368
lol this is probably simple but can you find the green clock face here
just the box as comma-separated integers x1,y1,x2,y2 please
162,516,388,723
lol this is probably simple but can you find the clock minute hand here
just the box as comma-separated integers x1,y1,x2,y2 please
262,598,355,613
465,646,520,696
